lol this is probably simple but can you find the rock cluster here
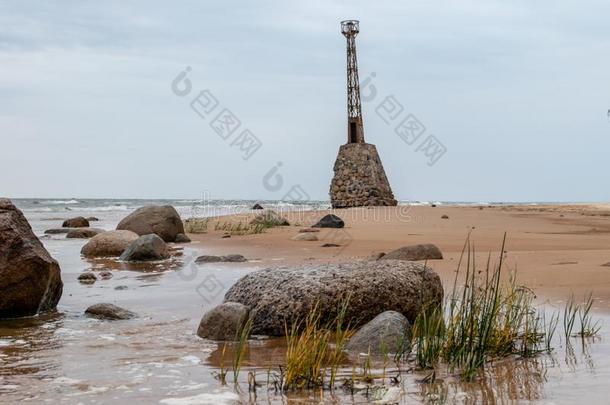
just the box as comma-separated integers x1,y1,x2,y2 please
330,143,397,208
0,198,63,318
81,230,139,258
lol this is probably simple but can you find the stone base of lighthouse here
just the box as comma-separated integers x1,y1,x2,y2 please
330,143,397,208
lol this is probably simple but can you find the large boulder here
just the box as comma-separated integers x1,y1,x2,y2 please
116,205,185,242
249,210,289,227
119,234,169,262
0,199,63,318
345,311,410,355
81,230,139,258
380,244,443,261
197,302,250,340
66,228,105,239
224,260,443,336
62,216,89,228
312,214,345,228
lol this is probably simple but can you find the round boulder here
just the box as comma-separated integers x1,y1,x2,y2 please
224,260,443,336
66,228,105,239
312,214,345,229
197,302,250,340
119,234,169,262
379,244,443,261
345,311,410,355
0,199,63,318
116,205,185,242
62,216,89,228
81,230,139,258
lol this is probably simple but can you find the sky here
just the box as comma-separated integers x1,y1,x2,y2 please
1,0,609,202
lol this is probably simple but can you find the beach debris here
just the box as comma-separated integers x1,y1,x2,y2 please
345,311,410,355
252,203,264,210
66,228,105,239
116,205,185,242
441,215,449,219
77,272,97,284
119,234,170,262
291,233,319,241
197,302,250,340
174,233,191,243
224,260,443,336
321,243,340,247
379,244,443,261
0,198,63,318
249,210,290,227
85,303,136,320
81,230,139,258
312,214,345,228
62,216,89,228
195,254,247,263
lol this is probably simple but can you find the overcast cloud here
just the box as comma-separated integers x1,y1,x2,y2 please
1,0,609,202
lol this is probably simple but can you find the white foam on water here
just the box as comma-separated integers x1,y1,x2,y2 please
98,334,116,341
160,391,240,405
180,356,200,365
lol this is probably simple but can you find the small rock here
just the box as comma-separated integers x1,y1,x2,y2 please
174,233,191,243
250,210,290,227
87,217,99,222
299,228,321,233
119,234,170,262
252,203,264,210
85,303,136,320
291,233,319,241
44,228,72,234
431,204,437,208
312,214,345,229
321,243,340,247
195,254,247,263
197,302,250,340
380,244,443,261
345,311,411,355
441,215,449,219
114,285,128,290
99,271,113,279
66,228,105,239
221,234,231,238
78,272,97,284
370,252,386,260
602,262,610,267
62,216,89,228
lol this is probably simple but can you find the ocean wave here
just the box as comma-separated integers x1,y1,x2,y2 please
48,199,80,205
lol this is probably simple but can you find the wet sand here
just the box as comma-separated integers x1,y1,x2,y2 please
191,204,610,309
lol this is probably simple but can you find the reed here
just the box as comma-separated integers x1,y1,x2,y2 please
232,316,253,383
184,217,209,234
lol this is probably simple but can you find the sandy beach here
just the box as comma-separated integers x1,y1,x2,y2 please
191,204,610,308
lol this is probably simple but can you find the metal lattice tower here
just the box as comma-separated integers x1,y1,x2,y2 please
341,20,365,144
